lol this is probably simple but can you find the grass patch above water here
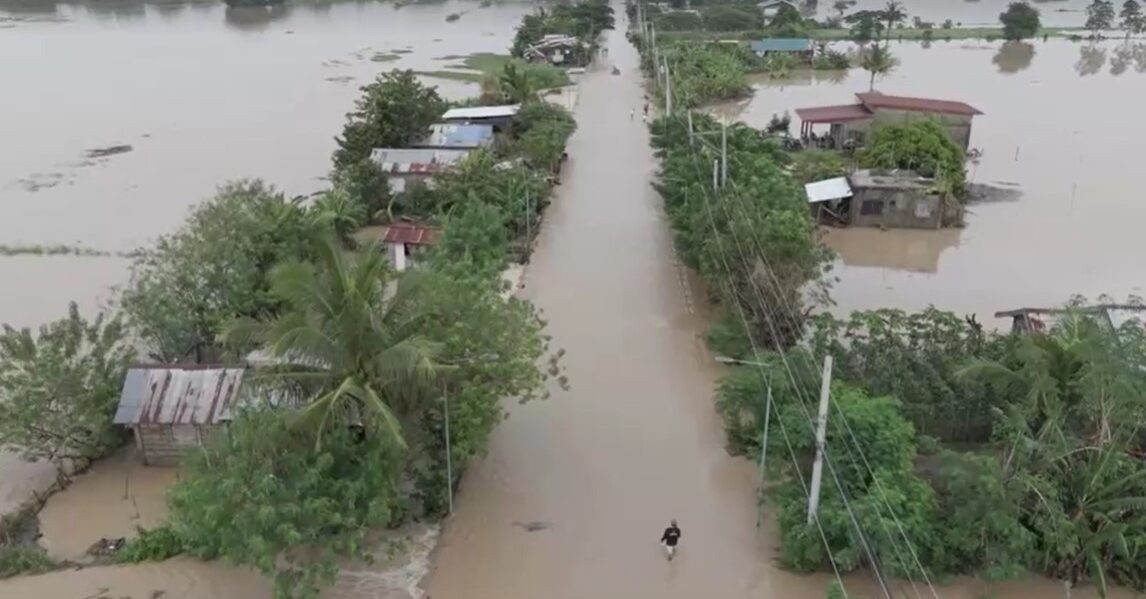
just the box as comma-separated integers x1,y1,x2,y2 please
658,26,1086,43
415,53,570,88
371,52,401,63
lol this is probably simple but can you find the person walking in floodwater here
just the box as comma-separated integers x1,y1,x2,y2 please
660,519,681,561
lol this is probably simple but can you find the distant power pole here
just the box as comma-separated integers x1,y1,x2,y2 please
807,355,833,525
720,118,728,187
664,58,672,115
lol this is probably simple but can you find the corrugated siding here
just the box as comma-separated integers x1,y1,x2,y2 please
113,367,245,425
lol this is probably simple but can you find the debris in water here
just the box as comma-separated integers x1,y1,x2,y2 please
84,145,133,158
512,521,552,532
325,76,356,84
445,12,461,22
86,537,125,557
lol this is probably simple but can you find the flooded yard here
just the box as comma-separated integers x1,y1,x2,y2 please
725,39,1146,327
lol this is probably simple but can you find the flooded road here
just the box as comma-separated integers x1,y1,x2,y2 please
726,39,1146,327
0,0,529,330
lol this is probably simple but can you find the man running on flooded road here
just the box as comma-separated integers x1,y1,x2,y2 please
660,519,681,561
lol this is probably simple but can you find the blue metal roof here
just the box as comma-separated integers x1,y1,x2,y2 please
417,123,495,149
749,38,811,53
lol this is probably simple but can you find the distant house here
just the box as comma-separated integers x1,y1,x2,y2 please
440,104,520,132
756,0,798,17
113,366,249,466
795,92,983,151
523,34,585,66
413,123,495,150
369,148,472,193
749,38,813,59
807,169,944,229
995,305,1146,335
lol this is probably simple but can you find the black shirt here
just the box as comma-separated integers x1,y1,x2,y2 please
661,525,681,546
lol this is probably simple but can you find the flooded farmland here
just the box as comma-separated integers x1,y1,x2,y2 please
724,39,1146,327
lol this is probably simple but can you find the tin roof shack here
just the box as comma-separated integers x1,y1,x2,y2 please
413,123,495,150
847,169,943,229
796,93,982,151
113,366,248,466
440,104,520,133
370,148,471,194
749,38,813,59
523,34,586,66
995,305,1146,335
380,222,439,271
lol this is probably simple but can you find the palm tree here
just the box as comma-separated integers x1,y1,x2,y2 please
498,62,536,104
881,0,907,43
224,236,444,449
860,44,897,90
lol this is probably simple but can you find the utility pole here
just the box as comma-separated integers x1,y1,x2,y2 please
525,191,531,254
712,159,719,190
721,118,728,187
807,355,833,525
687,111,694,146
664,57,672,115
756,384,772,528
444,387,454,515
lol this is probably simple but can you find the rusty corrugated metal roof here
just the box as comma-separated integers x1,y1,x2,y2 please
383,222,439,246
113,366,246,425
856,92,983,116
795,103,873,124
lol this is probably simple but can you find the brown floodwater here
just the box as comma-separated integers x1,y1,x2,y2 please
724,39,1146,328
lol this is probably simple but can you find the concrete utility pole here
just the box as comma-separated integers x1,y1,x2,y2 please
807,354,833,525
712,159,719,190
687,111,694,145
721,118,728,187
444,387,454,515
663,57,672,115
525,191,531,253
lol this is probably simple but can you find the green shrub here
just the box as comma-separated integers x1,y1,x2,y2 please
116,525,186,563
0,546,55,579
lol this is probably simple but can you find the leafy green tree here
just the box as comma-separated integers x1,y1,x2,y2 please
307,188,368,247
859,43,897,90
165,409,401,599
332,70,447,170
846,10,885,42
769,3,806,36
121,181,315,363
0,304,135,476
788,150,847,184
860,119,965,205
704,4,763,31
514,102,576,172
331,158,391,221
657,42,750,109
497,62,536,103
833,0,856,17
653,10,703,31
1086,0,1117,35
1121,0,1145,36
224,237,444,449
999,2,1041,40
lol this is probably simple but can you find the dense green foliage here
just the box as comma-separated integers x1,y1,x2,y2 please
702,5,763,31
1122,0,1146,35
332,70,447,170
860,119,967,211
1000,2,1041,40
1086,0,1117,34
653,9,703,31
0,304,135,471
651,42,750,108
715,306,1146,593
650,114,829,348
121,181,316,363
0,546,54,579
330,158,392,221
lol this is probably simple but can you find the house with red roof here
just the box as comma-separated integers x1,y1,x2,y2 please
795,92,982,151
379,221,439,272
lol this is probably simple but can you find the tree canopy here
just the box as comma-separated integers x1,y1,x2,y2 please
1086,0,1117,34
1000,2,1041,40
332,70,447,171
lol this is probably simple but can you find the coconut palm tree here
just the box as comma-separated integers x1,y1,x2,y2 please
881,0,907,43
499,62,536,104
860,44,897,90
224,236,444,449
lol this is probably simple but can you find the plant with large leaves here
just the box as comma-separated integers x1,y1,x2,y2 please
224,236,444,449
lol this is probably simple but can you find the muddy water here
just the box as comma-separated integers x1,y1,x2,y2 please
727,40,1146,327
0,0,530,330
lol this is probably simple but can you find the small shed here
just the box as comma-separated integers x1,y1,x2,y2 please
849,169,943,229
369,148,472,193
996,305,1146,335
523,34,585,65
414,123,495,150
749,38,813,58
113,366,248,466
381,222,439,271
440,104,520,132
805,176,853,226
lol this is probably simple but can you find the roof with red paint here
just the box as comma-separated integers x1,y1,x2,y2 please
794,103,874,124
383,222,439,246
855,92,982,116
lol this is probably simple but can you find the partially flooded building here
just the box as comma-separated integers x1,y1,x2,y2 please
113,366,248,466
995,305,1146,335
413,123,495,150
369,148,472,193
523,34,585,66
795,92,982,151
806,169,944,230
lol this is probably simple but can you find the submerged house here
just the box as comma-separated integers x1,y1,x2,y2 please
440,104,520,133
795,92,982,151
995,305,1146,335
749,38,813,59
369,148,472,193
413,123,495,150
806,169,944,229
113,366,248,466
523,34,585,66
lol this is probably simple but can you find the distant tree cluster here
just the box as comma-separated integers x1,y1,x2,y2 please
999,2,1041,40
